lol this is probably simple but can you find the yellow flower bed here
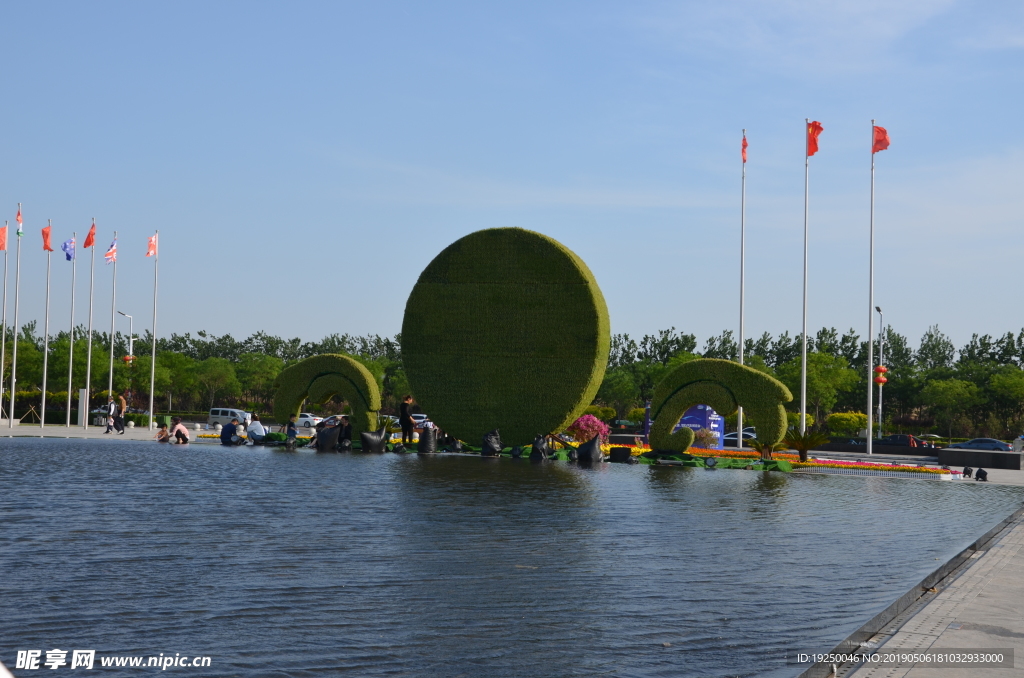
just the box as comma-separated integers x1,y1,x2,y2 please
791,460,953,475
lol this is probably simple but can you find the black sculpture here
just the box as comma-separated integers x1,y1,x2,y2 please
418,427,437,454
576,435,603,464
392,443,407,454
315,424,342,452
529,435,549,461
975,468,988,481
338,438,353,453
510,446,523,458
482,429,503,456
360,424,390,454
609,447,632,463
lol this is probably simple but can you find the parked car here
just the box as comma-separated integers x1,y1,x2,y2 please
296,413,323,428
875,434,932,447
945,438,1012,451
411,413,428,428
722,427,756,446
208,408,251,427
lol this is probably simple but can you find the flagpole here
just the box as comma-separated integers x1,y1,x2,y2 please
148,231,158,430
1,223,8,422
84,219,96,429
867,121,876,455
8,205,22,429
737,130,746,448
65,232,77,426
41,220,53,429
800,119,809,435
107,231,117,401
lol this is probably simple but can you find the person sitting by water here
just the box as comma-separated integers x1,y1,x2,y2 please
338,415,352,442
154,423,171,443
221,418,245,446
247,414,266,444
170,417,190,444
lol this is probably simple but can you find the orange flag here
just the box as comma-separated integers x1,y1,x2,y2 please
806,121,824,157
0,223,7,251
742,134,748,163
83,221,96,248
872,125,890,154
146,233,158,257
41,225,54,252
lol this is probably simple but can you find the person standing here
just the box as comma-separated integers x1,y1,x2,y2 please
104,396,118,434
399,395,416,445
114,391,128,434
285,414,298,445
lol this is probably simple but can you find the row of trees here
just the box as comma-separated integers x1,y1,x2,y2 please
3,323,1023,437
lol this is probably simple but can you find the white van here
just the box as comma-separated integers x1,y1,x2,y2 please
208,408,250,428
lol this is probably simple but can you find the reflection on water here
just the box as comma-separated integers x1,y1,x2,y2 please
1,438,1022,677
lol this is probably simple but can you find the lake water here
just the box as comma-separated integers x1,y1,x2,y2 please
2,438,1022,677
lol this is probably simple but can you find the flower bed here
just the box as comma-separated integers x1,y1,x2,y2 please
793,458,959,476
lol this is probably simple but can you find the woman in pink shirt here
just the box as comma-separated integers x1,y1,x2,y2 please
170,417,190,444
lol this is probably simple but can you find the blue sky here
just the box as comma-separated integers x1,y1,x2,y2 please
1,1,1022,351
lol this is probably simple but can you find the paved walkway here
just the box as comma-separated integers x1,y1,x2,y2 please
846,515,1024,677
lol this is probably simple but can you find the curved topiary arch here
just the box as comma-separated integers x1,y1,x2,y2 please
273,354,381,438
649,358,793,453
402,227,610,445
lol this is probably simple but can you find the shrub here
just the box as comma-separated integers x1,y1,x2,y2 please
692,428,718,449
402,228,610,445
783,429,831,462
827,412,867,436
786,412,815,430
649,358,792,453
584,405,616,422
626,407,646,424
273,354,381,439
567,414,610,443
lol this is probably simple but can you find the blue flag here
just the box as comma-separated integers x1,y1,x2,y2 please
61,238,75,261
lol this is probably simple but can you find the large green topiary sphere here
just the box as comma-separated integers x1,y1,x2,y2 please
402,228,610,445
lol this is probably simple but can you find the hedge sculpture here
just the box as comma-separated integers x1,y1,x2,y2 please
272,354,381,439
402,227,610,445
649,358,793,453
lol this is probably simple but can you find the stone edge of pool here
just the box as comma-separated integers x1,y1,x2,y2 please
793,503,1024,678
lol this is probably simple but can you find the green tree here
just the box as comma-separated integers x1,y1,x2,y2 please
921,379,980,442
776,352,858,426
236,353,284,410
988,367,1024,435
195,357,240,410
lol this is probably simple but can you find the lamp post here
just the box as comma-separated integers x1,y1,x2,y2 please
874,306,887,439
118,311,134,405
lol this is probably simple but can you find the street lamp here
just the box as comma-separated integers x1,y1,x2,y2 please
874,306,886,438
117,311,134,358
117,311,135,403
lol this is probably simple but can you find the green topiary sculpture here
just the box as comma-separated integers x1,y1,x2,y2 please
402,227,610,445
272,354,381,438
649,358,792,453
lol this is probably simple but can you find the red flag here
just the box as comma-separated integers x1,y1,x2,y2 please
0,224,7,251
16,208,22,226
741,135,748,163
806,121,823,157
872,125,890,154
41,225,54,252
146,233,158,258
83,222,96,248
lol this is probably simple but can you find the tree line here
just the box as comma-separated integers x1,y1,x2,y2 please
3,323,1023,437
